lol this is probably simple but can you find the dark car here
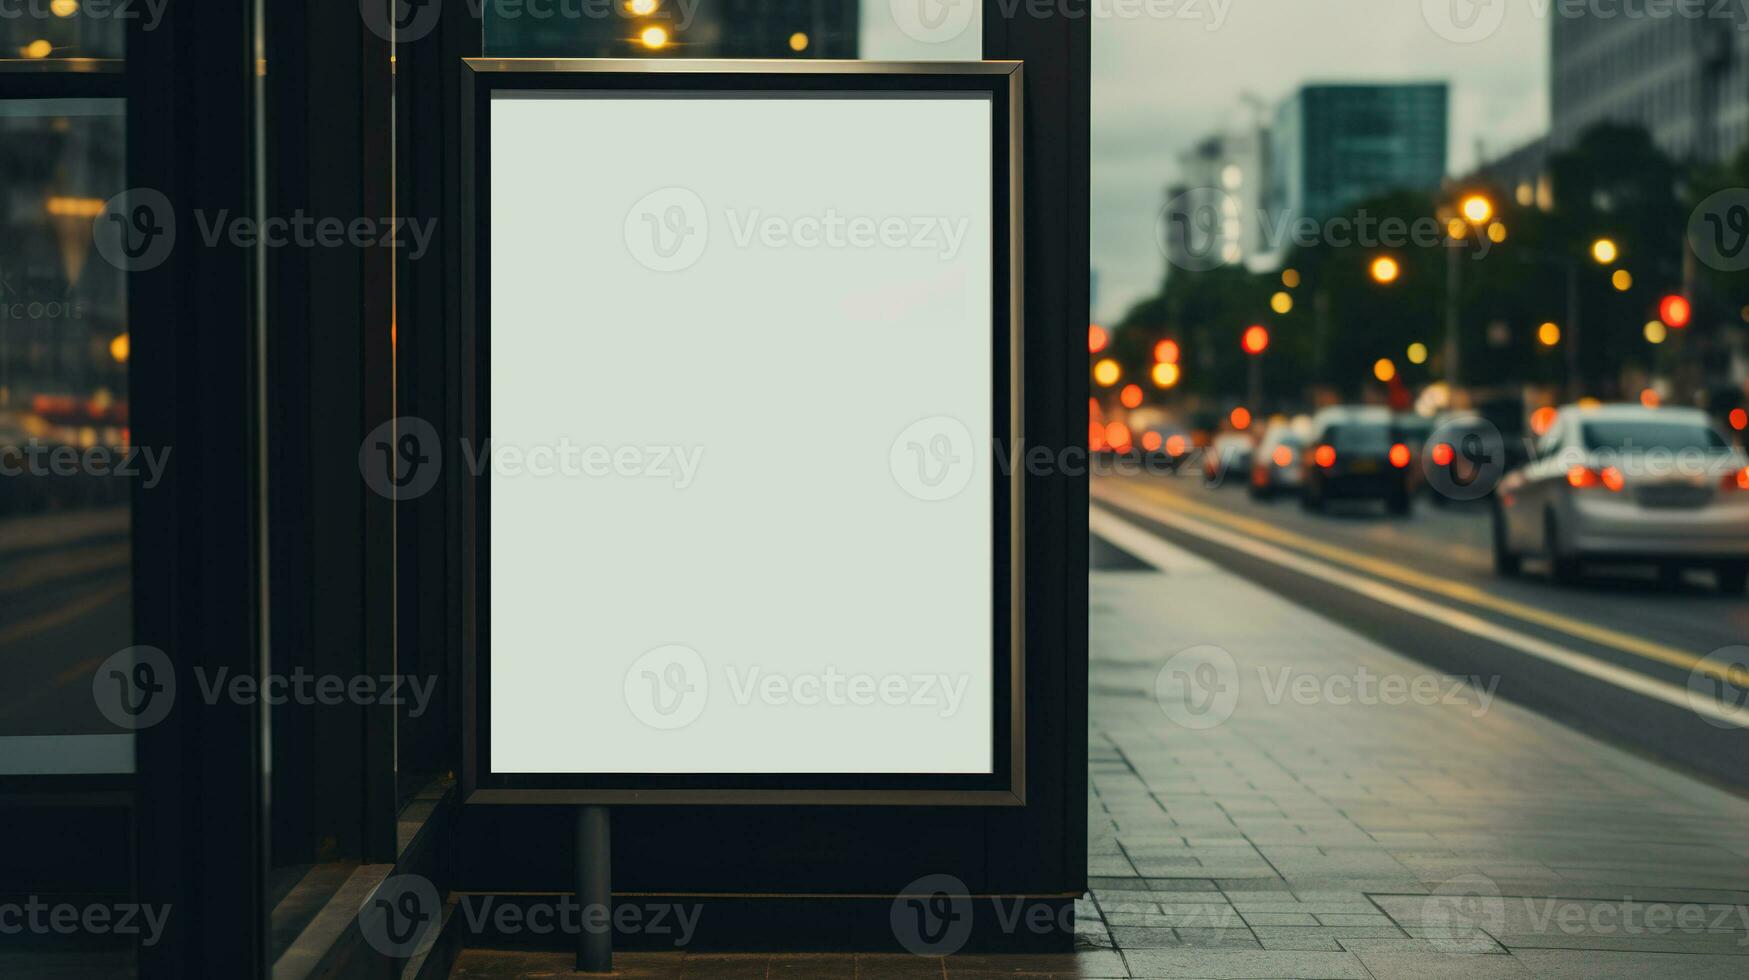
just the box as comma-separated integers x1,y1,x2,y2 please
1301,407,1414,515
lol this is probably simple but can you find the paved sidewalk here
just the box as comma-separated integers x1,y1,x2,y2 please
1081,511,1749,978
450,518,1749,978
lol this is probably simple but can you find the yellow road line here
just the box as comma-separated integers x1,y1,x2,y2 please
1099,478,1749,689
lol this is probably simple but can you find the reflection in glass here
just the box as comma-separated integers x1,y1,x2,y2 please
0,98,131,765
0,1,125,61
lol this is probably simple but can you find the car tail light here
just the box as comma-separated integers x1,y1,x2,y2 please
1272,445,1295,468
1389,443,1412,469
1314,445,1337,468
1723,468,1749,492
1430,443,1455,467
1568,466,1624,492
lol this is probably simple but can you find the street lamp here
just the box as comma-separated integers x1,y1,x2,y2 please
1444,192,1495,392
1460,194,1494,226
1369,255,1400,285
1590,238,1619,265
1241,324,1269,416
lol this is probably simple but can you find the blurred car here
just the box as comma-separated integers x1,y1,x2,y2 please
1248,424,1305,500
1202,432,1254,487
1300,407,1414,515
1492,405,1749,593
1393,413,1435,497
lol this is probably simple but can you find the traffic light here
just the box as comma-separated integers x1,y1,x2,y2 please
1659,295,1691,330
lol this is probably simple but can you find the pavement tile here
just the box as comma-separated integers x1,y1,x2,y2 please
1118,949,1369,978
1352,951,1531,979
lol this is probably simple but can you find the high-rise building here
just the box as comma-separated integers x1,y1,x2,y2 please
1551,13,1749,165
1161,101,1269,273
1266,83,1449,227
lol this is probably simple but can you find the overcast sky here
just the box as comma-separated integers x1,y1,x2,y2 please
867,1,1550,325
1090,1,1550,322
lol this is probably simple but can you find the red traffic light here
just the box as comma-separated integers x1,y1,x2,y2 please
1242,325,1270,355
1659,294,1691,329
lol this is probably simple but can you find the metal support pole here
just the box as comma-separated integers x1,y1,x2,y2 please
576,806,611,973
1564,260,1581,402
1445,239,1462,396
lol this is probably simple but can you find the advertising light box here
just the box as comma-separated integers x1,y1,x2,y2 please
463,61,1023,805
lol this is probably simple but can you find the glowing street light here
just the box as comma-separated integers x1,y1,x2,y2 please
1154,338,1180,364
1093,358,1121,387
1538,321,1561,347
1591,238,1618,265
1369,255,1400,285
1460,194,1494,226
1612,269,1633,292
1281,268,1301,288
1120,384,1144,409
1271,291,1294,314
1088,323,1109,353
1241,324,1270,355
640,25,670,48
1151,362,1181,388
1406,342,1429,365
1373,358,1397,383
1644,320,1667,344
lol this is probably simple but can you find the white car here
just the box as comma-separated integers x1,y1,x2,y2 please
1248,424,1306,500
1492,405,1749,593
